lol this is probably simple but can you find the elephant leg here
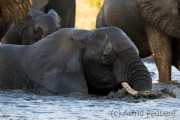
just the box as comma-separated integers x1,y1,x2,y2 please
172,39,180,70
145,24,172,82
96,5,107,28
68,2,76,27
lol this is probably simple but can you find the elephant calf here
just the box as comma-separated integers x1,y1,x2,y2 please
0,27,152,95
1,9,61,45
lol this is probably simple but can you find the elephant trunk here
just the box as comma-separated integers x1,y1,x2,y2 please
114,48,152,91
127,57,152,91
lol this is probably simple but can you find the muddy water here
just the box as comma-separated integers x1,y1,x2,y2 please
0,59,180,120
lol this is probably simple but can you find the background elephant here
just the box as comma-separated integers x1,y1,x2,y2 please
32,0,76,28
96,0,180,83
0,0,33,39
0,27,152,95
1,9,61,45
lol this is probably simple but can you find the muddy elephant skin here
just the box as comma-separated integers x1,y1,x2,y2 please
0,27,152,95
1,9,61,45
96,0,180,82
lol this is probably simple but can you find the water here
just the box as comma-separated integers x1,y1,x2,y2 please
0,58,180,120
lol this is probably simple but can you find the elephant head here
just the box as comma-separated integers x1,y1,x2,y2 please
0,0,33,25
70,27,152,95
1,8,61,45
138,0,180,39
29,9,61,41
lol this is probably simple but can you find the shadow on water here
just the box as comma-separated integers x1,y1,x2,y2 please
0,56,180,119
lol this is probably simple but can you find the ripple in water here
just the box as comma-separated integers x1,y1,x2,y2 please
0,61,180,120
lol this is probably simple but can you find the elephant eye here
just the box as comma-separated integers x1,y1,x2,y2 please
37,27,42,35
35,27,43,40
103,54,113,63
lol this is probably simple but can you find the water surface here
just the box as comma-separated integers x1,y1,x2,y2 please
0,59,180,120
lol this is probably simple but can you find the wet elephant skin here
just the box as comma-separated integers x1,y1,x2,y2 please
0,27,152,95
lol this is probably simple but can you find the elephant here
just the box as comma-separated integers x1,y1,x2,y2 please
32,0,76,28
0,0,33,39
0,27,152,96
96,0,180,83
1,9,61,45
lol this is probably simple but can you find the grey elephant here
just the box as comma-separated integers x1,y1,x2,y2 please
0,0,33,39
1,9,61,45
96,0,180,83
0,27,152,95
32,0,76,28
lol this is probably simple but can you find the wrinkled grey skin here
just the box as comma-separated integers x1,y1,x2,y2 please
96,0,180,83
0,0,33,39
32,0,76,28
0,27,152,95
1,9,61,45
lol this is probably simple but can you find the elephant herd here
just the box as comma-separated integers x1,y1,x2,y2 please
0,0,179,97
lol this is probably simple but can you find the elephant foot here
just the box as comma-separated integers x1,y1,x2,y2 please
159,80,180,85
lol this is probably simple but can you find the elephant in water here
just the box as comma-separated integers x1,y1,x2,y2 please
1,9,61,45
0,27,152,96
96,0,180,83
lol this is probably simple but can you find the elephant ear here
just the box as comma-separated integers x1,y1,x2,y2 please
22,29,88,94
28,8,44,19
47,9,62,28
14,15,36,44
138,0,180,38
0,0,33,25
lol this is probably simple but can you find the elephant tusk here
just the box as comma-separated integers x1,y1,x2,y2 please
121,82,138,96
121,82,163,98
